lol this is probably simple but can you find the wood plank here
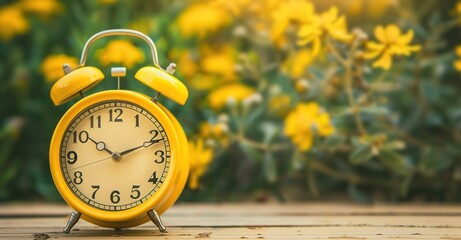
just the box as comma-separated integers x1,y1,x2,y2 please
2,215,460,228
2,202,461,216
1,225,460,239
0,203,460,239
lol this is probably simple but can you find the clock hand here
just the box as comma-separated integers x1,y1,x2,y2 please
71,155,113,171
87,136,113,155
119,138,164,156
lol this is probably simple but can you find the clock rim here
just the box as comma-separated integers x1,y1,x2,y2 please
49,90,181,223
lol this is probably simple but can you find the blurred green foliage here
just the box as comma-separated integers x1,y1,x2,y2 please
1,0,461,203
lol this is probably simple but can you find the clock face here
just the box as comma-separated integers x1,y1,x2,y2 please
60,100,170,211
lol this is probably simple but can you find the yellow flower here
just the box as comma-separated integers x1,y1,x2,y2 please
295,79,310,93
97,40,144,68
19,0,62,17
238,0,282,33
311,0,397,19
199,122,229,146
213,0,251,16
200,46,236,81
177,2,230,38
271,0,314,42
364,24,420,70
298,7,352,56
40,54,78,83
200,122,214,138
454,46,461,72
171,50,198,79
200,122,227,138
269,94,291,116
283,49,313,78
0,5,29,41
188,138,213,189
284,102,334,152
190,75,219,91
209,83,255,110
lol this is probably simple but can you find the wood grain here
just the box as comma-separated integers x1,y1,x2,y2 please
0,203,460,239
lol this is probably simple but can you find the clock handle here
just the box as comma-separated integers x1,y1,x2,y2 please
79,29,188,105
51,29,188,106
79,29,162,69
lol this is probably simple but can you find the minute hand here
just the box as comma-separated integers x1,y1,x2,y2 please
120,138,164,156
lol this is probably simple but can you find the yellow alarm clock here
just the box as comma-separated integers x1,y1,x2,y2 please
48,29,189,234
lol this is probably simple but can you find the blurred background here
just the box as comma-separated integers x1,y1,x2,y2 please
0,0,460,204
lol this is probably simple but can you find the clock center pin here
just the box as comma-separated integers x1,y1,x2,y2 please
112,151,122,161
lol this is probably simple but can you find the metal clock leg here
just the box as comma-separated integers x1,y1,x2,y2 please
147,209,167,233
63,211,81,234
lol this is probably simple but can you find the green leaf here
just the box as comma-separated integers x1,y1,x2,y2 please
349,144,373,165
335,106,354,117
383,140,406,150
238,142,262,162
379,149,407,174
245,105,265,130
322,134,346,146
291,149,304,170
263,152,277,183
261,122,278,144
418,148,453,176
421,80,439,103
399,172,413,198
360,105,389,115
335,105,389,117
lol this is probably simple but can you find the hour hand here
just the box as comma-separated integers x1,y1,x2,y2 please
120,138,164,156
88,136,113,155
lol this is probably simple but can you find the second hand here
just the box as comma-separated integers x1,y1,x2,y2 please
70,155,114,171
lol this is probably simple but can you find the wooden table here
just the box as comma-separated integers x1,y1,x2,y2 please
0,203,460,239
